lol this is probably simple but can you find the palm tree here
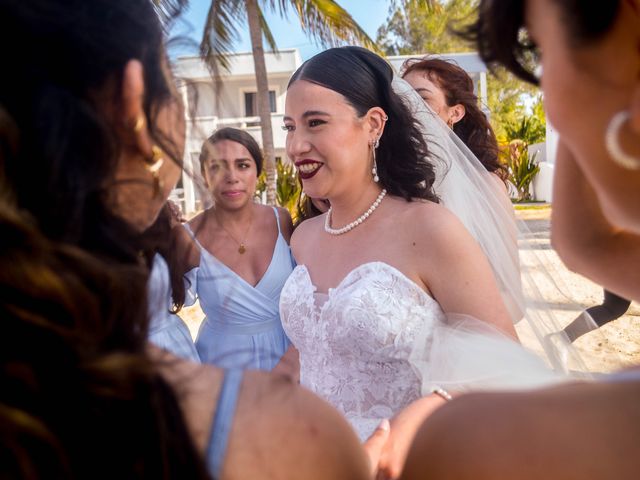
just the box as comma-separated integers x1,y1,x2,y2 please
160,0,380,205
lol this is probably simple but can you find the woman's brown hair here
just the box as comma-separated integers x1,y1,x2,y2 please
402,57,507,180
0,0,211,477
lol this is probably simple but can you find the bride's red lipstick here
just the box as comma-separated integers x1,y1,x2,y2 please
295,159,323,180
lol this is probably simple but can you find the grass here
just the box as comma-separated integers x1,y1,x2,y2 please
513,203,551,211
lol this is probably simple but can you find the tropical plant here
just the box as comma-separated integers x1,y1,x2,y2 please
157,0,384,205
503,115,546,145
376,0,539,140
255,158,301,217
377,0,476,55
502,140,540,202
274,159,301,215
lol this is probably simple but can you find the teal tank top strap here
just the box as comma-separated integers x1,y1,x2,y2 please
207,369,244,478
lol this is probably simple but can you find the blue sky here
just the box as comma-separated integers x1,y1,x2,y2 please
174,0,393,60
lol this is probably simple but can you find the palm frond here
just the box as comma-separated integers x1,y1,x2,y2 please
277,0,380,53
200,0,245,71
257,3,279,53
152,0,190,25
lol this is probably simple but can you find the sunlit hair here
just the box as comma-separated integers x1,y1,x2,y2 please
199,127,264,177
0,0,210,477
402,57,507,180
289,46,439,203
459,0,621,85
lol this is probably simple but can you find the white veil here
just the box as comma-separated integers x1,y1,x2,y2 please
392,76,595,391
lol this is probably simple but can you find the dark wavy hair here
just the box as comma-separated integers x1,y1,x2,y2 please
288,46,439,203
200,127,264,177
0,0,210,478
460,0,622,85
402,57,507,180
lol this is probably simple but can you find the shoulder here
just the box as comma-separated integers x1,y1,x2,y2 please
226,371,369,479
156,355,368,479
404,381,640,480
187,211,207,234
392,198,471,247
289,214,324,254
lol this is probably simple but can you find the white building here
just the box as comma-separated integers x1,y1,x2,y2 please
388,52,489,113
172,49,303,215
171,50,499,215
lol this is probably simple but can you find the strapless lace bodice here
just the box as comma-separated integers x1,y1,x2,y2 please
280,261,446,440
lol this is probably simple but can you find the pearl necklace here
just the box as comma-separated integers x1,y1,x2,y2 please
324,189,387,235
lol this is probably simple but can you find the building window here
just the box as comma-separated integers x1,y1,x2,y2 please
244,90,276,117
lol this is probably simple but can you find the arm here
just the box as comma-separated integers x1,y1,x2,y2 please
375,205,517,479
551,142,640,301
156,351,371,480
401,380,640,480
226,373,371,480
418,205,517,339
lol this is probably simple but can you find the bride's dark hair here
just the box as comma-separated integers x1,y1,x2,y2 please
288,46,439,203
0,0,210,478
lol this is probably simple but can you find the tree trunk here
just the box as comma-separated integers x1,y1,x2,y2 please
246,0,277,205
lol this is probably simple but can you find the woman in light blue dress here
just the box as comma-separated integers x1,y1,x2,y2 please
145,205,200,362
147,253,200,362
184,128,295,370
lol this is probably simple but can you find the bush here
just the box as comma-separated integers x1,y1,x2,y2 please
255,158,301,216
502,139,540,202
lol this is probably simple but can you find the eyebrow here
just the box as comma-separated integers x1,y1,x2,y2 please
209,157,253,163
283,110,331,122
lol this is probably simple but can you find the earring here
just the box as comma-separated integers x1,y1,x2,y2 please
133,115,145,133
447,119,454,129
147,145,165,197
371,137,380,183
605,110,640,170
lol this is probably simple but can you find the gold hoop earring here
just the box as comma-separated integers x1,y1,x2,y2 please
147,145,165,197
133,115,145,133
605,110,640,170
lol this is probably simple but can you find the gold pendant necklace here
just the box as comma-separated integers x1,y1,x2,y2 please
216,209,253,255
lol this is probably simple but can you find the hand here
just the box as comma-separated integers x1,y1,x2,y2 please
376,395,447,479
166,199,186,226
272,345,300,383
362,419,391,478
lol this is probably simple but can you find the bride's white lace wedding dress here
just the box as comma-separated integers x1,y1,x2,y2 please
280,260,562,440
280,261,446,440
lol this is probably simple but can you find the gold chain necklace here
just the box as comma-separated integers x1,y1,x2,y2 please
216,209,254,254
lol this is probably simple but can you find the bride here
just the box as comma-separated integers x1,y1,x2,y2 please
279,46,522,443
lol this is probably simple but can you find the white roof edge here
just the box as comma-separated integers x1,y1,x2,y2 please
387,52,488,74
176,48,300,61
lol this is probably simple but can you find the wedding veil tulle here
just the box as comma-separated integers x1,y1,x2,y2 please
392,76,608,389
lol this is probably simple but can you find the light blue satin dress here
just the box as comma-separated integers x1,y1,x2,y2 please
185,207,295,370
147,254,200,362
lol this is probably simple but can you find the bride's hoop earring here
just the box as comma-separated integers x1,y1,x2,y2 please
605,110,640,170
372,137,380,183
